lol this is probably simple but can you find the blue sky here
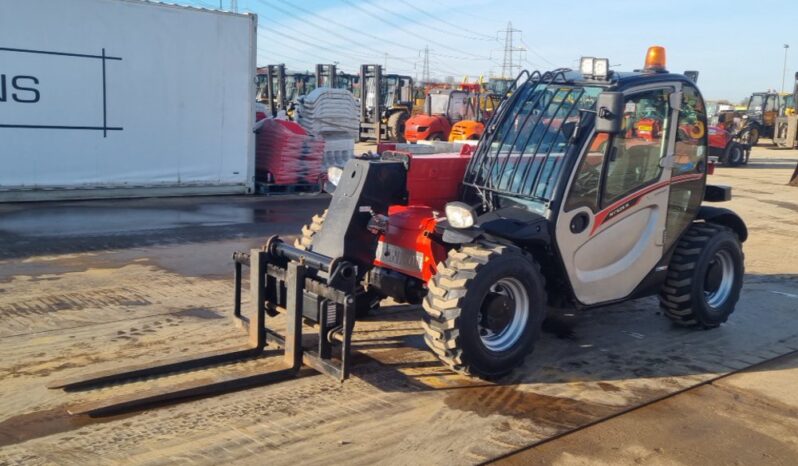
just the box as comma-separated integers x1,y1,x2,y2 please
182,0,796,102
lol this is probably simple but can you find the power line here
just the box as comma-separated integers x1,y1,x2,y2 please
394,0,498,41
518,37,555,67
258,0,472,77
253,0,418,69
338,0,491,58
253,0,471,78
258,25,383,64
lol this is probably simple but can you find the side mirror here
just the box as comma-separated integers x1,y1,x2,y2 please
595,92,624,134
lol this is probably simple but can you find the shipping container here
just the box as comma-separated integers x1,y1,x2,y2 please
0,0,257,201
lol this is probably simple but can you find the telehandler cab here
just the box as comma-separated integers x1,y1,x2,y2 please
50,47,747,415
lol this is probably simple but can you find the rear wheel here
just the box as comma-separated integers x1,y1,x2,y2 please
660,223,744,328
725,143,745,166
387,111,408,142
430,132,444,141
422,242,546,378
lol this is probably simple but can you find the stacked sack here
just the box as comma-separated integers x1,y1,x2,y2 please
256,119,325,185
295,88,358,168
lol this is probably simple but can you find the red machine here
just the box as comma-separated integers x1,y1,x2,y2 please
633,117,663,141
708,125,749,166
404,89,473,142
48,47,749,418
373,151,470,282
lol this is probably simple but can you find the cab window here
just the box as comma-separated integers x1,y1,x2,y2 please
565,133,607,212
765,95,779,113
673,85,707,176
665,85,707,250
601,89,670,205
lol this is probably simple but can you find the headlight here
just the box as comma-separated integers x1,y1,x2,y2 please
327,166,343,186
445,202,476,229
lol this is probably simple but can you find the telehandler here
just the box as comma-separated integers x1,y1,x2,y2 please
50,47,746,415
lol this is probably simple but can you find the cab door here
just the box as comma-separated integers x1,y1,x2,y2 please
763,94,780,131
555,85,680,305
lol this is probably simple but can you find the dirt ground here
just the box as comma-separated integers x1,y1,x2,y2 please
1,143,797,465
497,352,798,466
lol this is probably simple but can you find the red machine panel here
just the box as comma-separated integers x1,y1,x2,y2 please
373,206,445,281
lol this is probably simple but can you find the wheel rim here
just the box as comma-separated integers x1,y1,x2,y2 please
478,277,529,352
704,249,735,308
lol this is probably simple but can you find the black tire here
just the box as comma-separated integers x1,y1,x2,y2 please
387,111,408,143
725,143,745,167
430,133,443,141
747,127,760,146
422,242,547,378
660,223,744,328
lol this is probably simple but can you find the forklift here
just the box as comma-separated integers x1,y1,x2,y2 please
257,64,316,118
315,64,358,94
358,64,414,143
258,64,286,117
741,91,781,145
49,46,748,415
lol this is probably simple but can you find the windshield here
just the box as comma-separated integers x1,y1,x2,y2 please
748,94,764,113
465,81,602,202
428,93,450,114
255,74,269,102
489,79,513,95
446,92,474,121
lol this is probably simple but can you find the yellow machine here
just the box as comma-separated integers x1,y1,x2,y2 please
774,72,798,149
448,92,500,142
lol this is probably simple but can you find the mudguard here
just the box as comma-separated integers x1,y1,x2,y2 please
696,206,748,242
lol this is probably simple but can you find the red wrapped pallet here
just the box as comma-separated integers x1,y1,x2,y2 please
256,120,325,185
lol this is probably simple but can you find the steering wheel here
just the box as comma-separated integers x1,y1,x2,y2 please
572,161,601,202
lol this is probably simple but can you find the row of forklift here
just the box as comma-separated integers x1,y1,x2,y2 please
716,72,798,148
256,63,507,144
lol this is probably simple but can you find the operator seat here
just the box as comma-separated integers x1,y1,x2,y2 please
605,143,662,200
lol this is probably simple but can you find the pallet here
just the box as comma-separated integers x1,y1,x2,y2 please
255,182,322,195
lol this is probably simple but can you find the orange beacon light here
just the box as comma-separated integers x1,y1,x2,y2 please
644,46,667,71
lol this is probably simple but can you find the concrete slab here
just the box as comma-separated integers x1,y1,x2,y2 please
0,145,796,465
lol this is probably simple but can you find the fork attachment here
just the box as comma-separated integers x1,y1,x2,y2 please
47,236,357,416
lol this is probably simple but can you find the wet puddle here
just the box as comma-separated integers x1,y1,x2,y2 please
444,384,617,426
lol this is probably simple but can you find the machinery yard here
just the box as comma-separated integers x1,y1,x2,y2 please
3,1,798,464
1,143,797,465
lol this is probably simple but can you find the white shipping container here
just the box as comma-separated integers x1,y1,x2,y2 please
0,0,257,200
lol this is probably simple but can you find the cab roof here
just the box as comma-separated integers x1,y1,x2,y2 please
553,69,698,90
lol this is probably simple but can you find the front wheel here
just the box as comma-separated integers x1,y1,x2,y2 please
422,242,547,378
746,127,760,146
725,143,745,166
386,111,408,143
660,223,744,328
